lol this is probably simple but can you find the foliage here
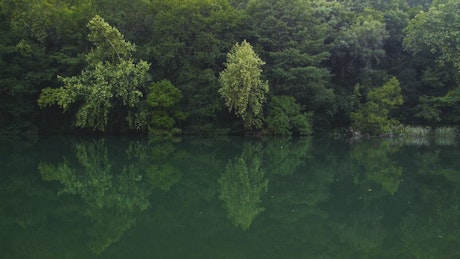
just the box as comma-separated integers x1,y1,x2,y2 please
218,40,269,129
1,0,459,134
145,80,186,135
265,95,312,136
146,0,246,127
247,0,336,124
351,77,403,134
404,1,460,71
403,1,460,125
416,85,460,124
333,8,388,69
38,15,151,132
0,0,94,133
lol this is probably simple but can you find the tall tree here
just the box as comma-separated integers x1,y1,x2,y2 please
38,15,151,132
218,40,269,129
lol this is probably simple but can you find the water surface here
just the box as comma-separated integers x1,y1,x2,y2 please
1,136,459,258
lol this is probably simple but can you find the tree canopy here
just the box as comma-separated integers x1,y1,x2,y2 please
218,40,269,129
38,15,151,131
2,0,459,135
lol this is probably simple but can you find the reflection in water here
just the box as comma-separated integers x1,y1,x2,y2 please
263,137,312,176
126,140,182,191
1,136,460,258
434,135,457,146
219,143,268,230
349,140,403,195
39,140,151,254
396,135,457,146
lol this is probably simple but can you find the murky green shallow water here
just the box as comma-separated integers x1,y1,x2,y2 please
1,136,459,258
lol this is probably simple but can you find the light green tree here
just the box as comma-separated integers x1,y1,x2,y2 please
351,77,403,134
38,15,151,131
218,40,269,129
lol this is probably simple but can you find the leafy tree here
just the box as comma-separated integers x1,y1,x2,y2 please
415,87,460,124
403,0,460,124
38,15,151,132
265,95,312,136
351,77,403,134
145,80,186,135
218,40,269,129
404,0,460,72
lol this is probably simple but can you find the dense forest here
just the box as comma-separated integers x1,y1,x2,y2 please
1,0,459,135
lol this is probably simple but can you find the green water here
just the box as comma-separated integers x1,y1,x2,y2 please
1,136,459,258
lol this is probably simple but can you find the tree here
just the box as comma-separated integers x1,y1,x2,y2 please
38,15,151,132
351,77,403,134
403,0,460,124
404,0,460,72
265,95,312,136
145,80,186,135
218,40,269,129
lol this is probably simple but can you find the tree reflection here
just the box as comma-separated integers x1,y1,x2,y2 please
350,139,403,195
126,139,182,191
219,143,268,230
263,137,312,176
39,139,152,254
399,144,460,258
4,136,460,258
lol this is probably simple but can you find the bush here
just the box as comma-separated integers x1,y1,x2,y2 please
351,77,403,135
265,96,312,136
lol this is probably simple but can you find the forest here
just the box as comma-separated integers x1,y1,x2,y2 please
1,0,459,135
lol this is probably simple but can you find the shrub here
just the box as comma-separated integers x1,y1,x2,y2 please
265,96,312,136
